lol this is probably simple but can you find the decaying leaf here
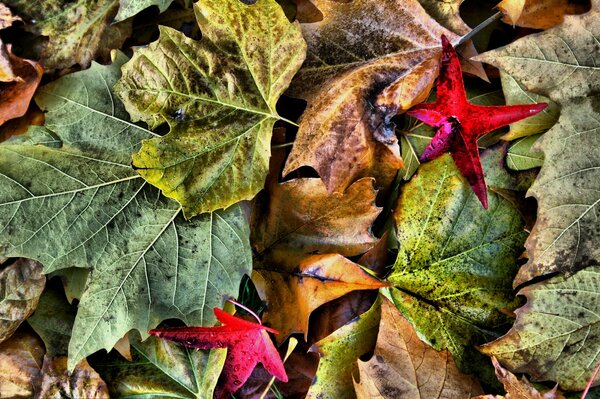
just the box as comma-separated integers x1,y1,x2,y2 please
389,152,527,376
252,177,381,270
253,253,389,341
37,356,109,399
283,0,462,193
476,7,600,283
481,267,600,391
497,0,589,29
116,0,306,217
0,4,21,82
0,3,21,30
0,329,44,398
93,334,226,399
354,297,483,399
306,297,381,399
506,134,544,171
0,258,45,344
0,53,252,370
473,357,565,399
115,0,174,22
3,0,131,71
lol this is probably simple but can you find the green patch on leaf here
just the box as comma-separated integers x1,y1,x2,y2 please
506,134,544,171
115,0,174,22
115,0,306,217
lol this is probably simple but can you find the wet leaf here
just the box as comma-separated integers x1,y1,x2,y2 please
306,296,381,399
0,52,252,370
3,0,132,71
481,267,600,391
389,152,527,376
252,177,381,270
37,356,109,399
253,253,389,341
115,0,174,22
115,0,306,217
506,134,544,171
0,258,45,344
354,297,483,399
0,329,44,398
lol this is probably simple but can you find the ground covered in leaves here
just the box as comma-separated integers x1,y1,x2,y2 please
0,0,598,398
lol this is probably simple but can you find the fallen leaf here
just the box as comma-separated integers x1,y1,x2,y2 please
354,297,483,399
114,0,174,22
252,177,381,270
407,36,546,208
0,258,45,343
0,4,21,82
306,296,381,399
0,52,252,370
0,329,44,398
0,3,21,30
283,0,460,193
93,334,226,399
497,0,589,29
506,134,544,171
481,267,600,391
150,307,288,399
476,6,600,283
0,46,43,125
472,357,565,399
389,151,527,378
4,0,131,71
37,356,109,399
253,253,389,341
115,0,306,217
52,268,89,304
27,286,75,357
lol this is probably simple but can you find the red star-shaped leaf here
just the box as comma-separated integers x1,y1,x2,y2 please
407,36,547,208
149,306,287,399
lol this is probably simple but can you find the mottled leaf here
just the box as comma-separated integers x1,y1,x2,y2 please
481,267,600,391
3,0,131,71
0,53,252,370
115,0,306,217
354,298,483,399
252,177,380,270
0,258,45,343
0,329,44,398
497,0,589,29
253,253,389,341
506,134,544,171
306,296,381,399
37,356,109,399
115,0,174,22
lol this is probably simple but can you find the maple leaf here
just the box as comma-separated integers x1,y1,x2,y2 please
149,306,288,399
407,35,546,208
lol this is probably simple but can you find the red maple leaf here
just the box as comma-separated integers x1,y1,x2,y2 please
149,305,288,399
407,35,547,208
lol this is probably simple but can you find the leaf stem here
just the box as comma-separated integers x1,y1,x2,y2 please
272,142,294,149
581,360,600,399
456,11,503,46
278,116,299,127
227,298,263,324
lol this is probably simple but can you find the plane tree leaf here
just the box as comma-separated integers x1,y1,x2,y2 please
3,0,131,71
481,267,600,391
0,52,252,370
0,258,45,344
251,177,381,270
388,152,527,376
506,134,544,171
354,297,483,399
306,296,381,399
476,8,600,283
283,0,460,193
93,335,226,399
252,253,389,341
115,0,174,22
115,0,306,217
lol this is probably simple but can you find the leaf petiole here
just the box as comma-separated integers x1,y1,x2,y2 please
227,298,263,324
456,11,503,46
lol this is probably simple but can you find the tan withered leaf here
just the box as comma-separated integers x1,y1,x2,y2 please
354,297,483,399
497,0,589,29
0,3,21,30
283,0,460,193
0,47,43,125
0,329,44,398
252,177,380,270
37,356,109,399
472,357,564,399
253,254,389,342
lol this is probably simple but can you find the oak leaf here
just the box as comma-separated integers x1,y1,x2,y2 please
252,253,389,341
150,307,288,399
354,297,483,399
115,0,306,217
476,5,600,283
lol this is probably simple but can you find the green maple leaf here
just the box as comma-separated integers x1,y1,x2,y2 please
0,52,252,370
114,0,306,217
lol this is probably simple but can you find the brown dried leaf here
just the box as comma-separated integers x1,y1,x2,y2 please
253,253,389,341
252,177,381,270
283,0,460,193
0,329,44,398
354,298,484,399
497,0,589,29
37,356,109,399
0,3,21,30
